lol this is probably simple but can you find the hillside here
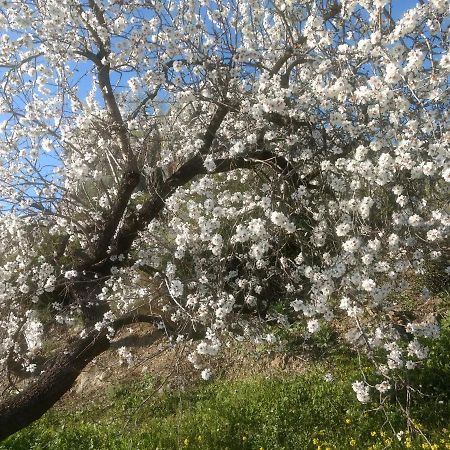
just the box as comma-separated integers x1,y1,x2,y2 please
1,292,449,450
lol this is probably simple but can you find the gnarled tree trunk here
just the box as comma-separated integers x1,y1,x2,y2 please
0,314,162,441
0,329,110,441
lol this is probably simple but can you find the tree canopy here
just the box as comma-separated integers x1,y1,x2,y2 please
0,0,448,440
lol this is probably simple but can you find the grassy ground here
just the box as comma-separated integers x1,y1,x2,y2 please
1,299,449,449
1,348,449,450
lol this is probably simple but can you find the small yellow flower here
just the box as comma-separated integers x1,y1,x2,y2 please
345,418,352,424
313,438,320,445
350,438,357,447
371,431,377,437
242,436,247,442
183,438,189,447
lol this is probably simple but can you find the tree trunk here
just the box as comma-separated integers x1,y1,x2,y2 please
0,313,165,441
0,329,110,441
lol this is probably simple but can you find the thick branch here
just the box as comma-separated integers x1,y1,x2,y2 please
0,314,164,441
0,328,110,441
200,104,229,153
100,149,310,274
80,170,141,269
76,45,133,166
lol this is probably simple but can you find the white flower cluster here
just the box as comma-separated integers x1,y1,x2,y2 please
117,347,134,367
352,381,370,404
406,320,440,339
270,211,296,233
0,0,448,410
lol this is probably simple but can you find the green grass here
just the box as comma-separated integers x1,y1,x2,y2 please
2,362,449,449
2,318,449,450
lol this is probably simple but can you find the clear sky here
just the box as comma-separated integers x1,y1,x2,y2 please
391,0,423,18
0,0,433,212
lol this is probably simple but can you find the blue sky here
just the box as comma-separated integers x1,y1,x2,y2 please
0,0,431,211
0,0,437,190
391,0,422,18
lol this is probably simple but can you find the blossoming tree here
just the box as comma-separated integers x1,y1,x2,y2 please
0,0,449,439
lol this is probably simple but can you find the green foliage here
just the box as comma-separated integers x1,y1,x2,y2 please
2,347,449,450
2,296,448,450
275,320,343,361
411,313,450,404
0,419,130,450
422,258,450,295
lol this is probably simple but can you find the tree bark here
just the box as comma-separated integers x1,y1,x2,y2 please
0,314,163,442
0,148,306,440
0,329,110,441
0,91,310,441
